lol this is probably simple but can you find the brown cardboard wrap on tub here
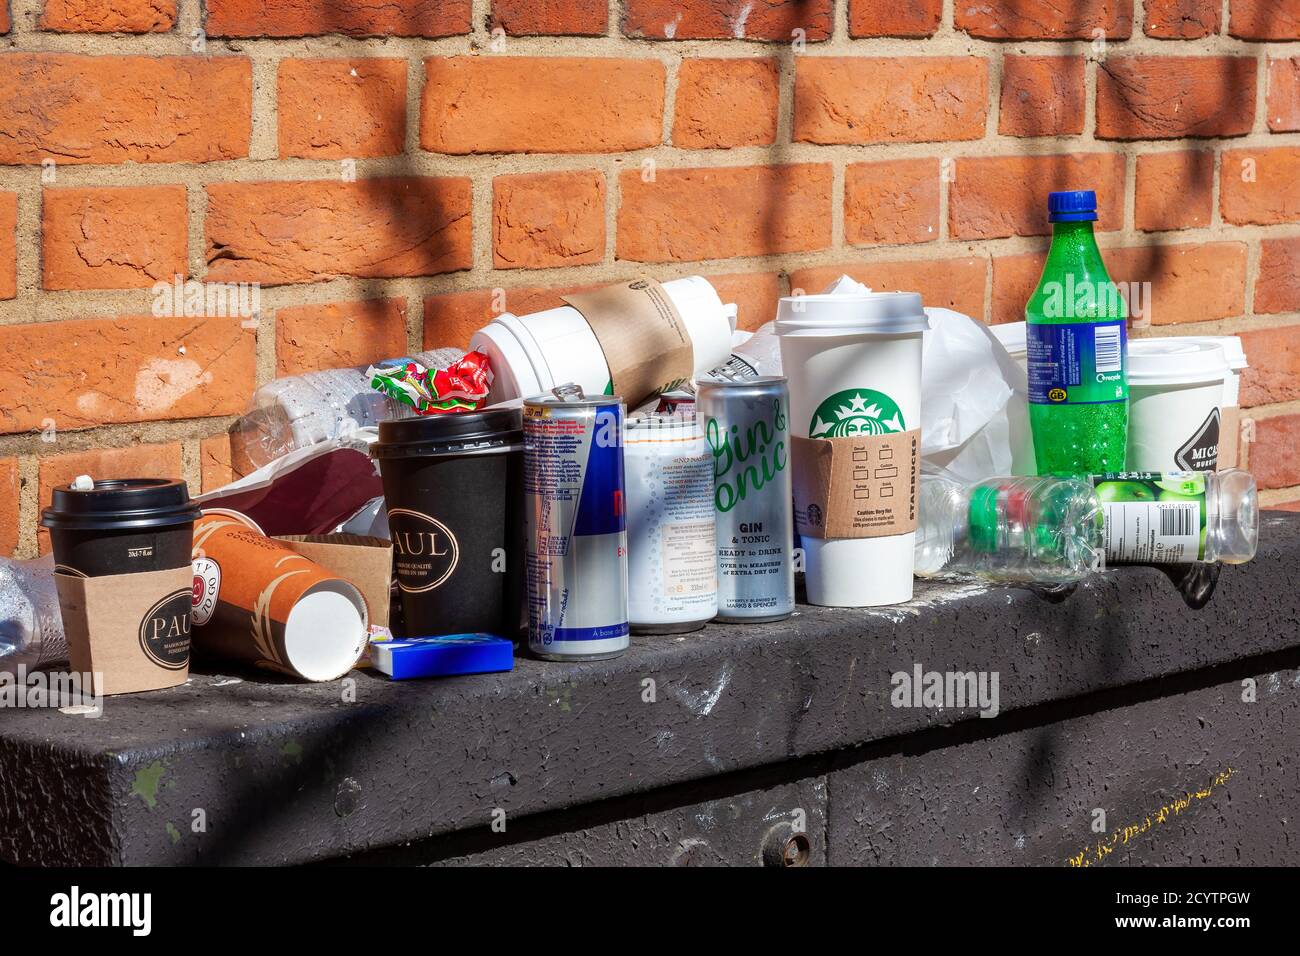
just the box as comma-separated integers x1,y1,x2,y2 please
1219,405,1240,470
563,277,693,407
54,566,193,696
273,534,392,628
191,514,369,680
790,428,921,540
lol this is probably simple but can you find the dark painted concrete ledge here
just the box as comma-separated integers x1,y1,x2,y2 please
3,512,1298,866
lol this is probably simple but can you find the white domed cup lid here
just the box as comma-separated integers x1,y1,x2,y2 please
1179,335,1247,371
775,292,929,337
1128,338,1229,387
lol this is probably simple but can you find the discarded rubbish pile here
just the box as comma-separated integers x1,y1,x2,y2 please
0,191,1260,697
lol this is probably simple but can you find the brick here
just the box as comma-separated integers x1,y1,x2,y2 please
844,159,940,247
673,58,779,149
849,0,942,36
623,0,833,40
1268,58,1300,132
999,56,1085,137
0,54,250,165
1097,57,1256,140
1221,148,1300,225
950,153,1126,240
1144,0,1219,37
1135,151,1215,232
957,0,1132,38
1240,325,1300,407
1255,238,1300,315
1108,243,1245,326
617,164,831,263
37,442,184,553
0,458,18,557
795,57,988,145
200,433,235,492
206,0,471,37
1250,415,1300,490
0,315,255,434
1229,0,1300,39
422,57,664,155
0,6,9,32
278,59,406,159
1271,498,1300,512
993,243,1245,327
206,178,471,286
42,186,187,291
40,0,176,32
790,258,986,319
707,271,783,332
493,171,606,270
491,0,607,35
275,298,409,376
0,192,15,300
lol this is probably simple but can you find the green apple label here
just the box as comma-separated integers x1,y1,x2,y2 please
1094,472,1206,564
810,389,905,438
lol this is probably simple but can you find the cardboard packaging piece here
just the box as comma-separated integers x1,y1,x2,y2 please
274,534,392,629
191,514,370,681
790,429,921,540
54,566,193,696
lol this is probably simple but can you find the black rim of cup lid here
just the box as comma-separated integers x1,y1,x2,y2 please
372,407,523,458
41,478,202,531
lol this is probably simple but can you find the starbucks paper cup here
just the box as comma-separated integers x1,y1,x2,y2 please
1127,339,1228,472
776,293,929,607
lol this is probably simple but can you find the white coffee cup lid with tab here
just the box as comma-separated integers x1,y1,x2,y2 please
1128,338,1229,387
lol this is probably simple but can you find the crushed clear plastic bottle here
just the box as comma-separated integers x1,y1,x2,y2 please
0,555,67,668
916,469,1259,584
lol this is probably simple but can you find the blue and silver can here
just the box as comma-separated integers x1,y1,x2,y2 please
524,385,629,660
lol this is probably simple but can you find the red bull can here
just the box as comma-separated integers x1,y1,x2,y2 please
524,385,629,660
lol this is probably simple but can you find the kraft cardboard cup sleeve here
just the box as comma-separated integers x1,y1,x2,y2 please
370,408,525,638
42,478,200,577
776,292,929,608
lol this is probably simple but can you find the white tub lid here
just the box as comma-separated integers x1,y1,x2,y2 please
775,292,929,336
990,321,1026,354
1128,338,1229,386
1179,335,1248,371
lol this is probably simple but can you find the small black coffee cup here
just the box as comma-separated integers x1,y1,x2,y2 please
42,478,201,577
370,409,524,638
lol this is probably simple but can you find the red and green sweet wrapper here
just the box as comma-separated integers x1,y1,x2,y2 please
367,351,492,415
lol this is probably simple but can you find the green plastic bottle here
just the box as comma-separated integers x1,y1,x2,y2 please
1026,190,1128,476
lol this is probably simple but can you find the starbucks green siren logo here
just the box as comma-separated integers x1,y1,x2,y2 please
810,389,905,438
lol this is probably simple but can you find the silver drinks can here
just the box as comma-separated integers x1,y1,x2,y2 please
696,376,795,622
524,386,629,661
625,411,717,634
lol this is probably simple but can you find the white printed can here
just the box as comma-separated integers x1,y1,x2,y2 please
625,413,718,634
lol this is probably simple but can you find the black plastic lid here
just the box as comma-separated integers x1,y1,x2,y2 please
370,408,523,459
41,478,201,532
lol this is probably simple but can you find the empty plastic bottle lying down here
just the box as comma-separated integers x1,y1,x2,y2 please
915,470,1258,584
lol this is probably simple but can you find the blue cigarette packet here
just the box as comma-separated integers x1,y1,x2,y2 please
371,633,514,680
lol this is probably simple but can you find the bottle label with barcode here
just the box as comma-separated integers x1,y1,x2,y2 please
1027,319,1128,405
1094,472,1206,564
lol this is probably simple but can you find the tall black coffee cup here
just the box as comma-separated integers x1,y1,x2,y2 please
370,409,524,638
42,478,201,577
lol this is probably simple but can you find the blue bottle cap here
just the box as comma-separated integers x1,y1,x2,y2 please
1048,190,1098,222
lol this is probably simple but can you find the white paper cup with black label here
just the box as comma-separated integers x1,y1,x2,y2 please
776,292,929,607
1127,339,1228,473
1181,335,1247,468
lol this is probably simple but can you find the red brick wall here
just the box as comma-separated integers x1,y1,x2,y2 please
1,0,1299,555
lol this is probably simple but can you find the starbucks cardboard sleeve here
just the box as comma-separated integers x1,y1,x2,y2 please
790,429,921,540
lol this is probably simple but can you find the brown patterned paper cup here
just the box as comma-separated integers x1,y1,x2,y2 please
191,513,369,682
